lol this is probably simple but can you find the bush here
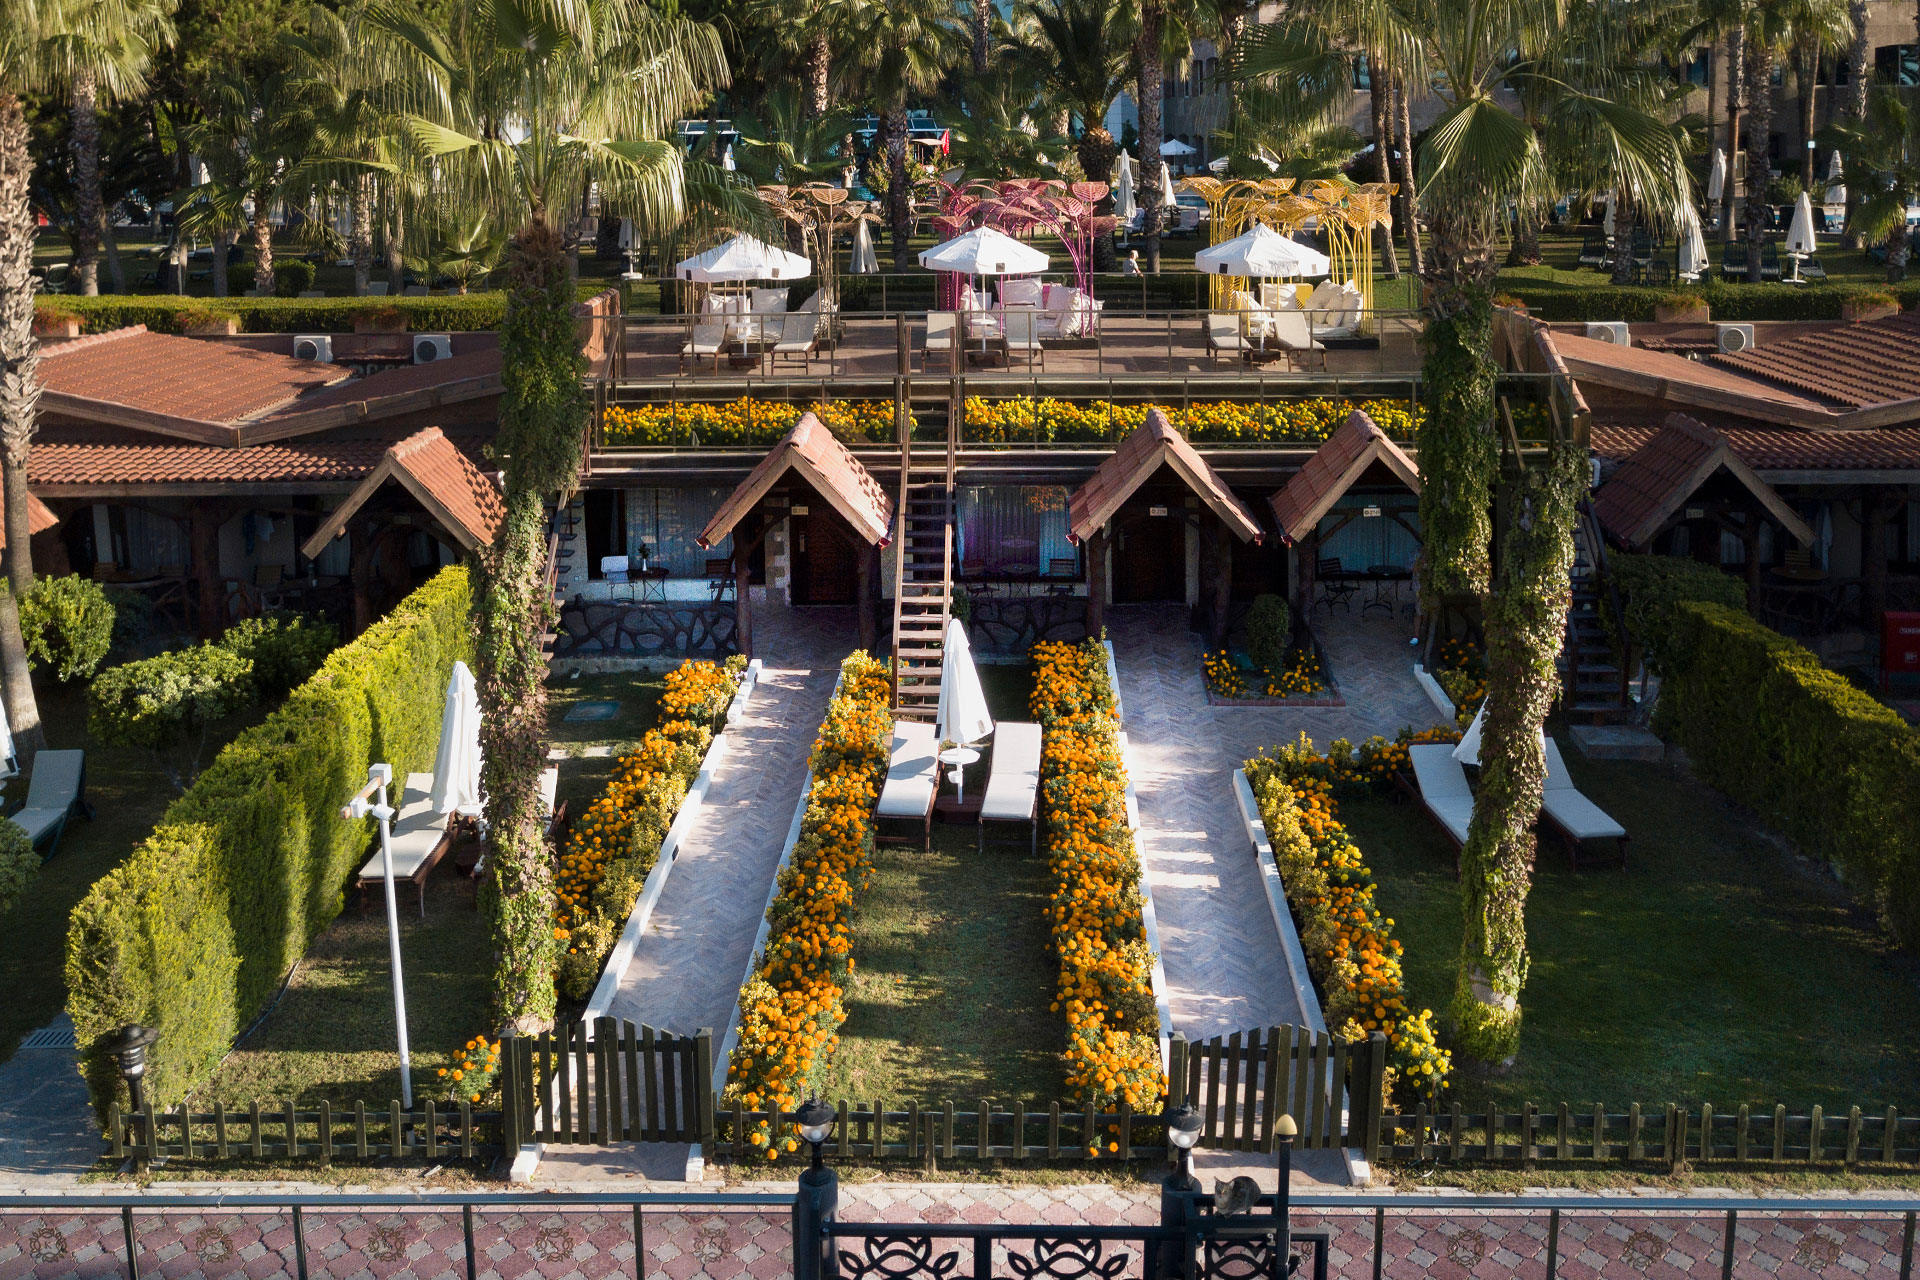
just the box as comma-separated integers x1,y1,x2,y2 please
19,575,115,681
0,819,36,915
1608,552,1748,675
272,259,317,298
1497,279,1920,322
220,614,339,698
102,587,157,655
88,644,256,754
1661,601,1920,950
66,567,472,1120
1245,594,1291,675
52,293,511,334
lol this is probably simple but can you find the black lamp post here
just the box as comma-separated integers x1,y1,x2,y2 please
796,1097,836,1173
1274,1113,1298,1272
792,1098,840,1280
1158,1104,1205,1279
112,1025,159,1114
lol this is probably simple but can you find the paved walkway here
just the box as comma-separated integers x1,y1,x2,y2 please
0,1016,98,1188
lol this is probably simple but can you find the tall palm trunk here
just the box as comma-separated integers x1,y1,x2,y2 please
251,202,275,295
972,0,992,74
1609,187,1637,283
1798,42,1818,190
1744,33,1773,281
351,173,374,295
387,200,406,293
0,91,45,764
103,221,126,293
806,32,832,118
1369,61,1400,275
886,98,912,269
1392,68,1422,276
211,229,231,295
70,70,104,297
1079,126,1118,194
1721,26,1744,242
1135,4,1165,272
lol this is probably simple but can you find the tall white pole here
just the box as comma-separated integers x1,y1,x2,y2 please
345,762,413,1109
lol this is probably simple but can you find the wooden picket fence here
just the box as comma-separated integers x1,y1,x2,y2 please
107,1099,499,1163
1172,1026,1388,1157
501,1017,714,1150
1382,1101,1920,1168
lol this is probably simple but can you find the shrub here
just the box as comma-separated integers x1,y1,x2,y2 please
1245,594,1291,676
103,587,158,655
1031,639,1164,1119
19,575,115,680
722,652,892,1158
51,293,512,334
1607,552,1747,675
66,567,472,1120
0,819,36,915
272,259,317,298
220,615,339,698
1498,279,1920,322
1661,600,1920,949
88,644,256,755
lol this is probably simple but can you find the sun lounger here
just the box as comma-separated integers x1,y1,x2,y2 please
356,772,456,917
1004,309,1045,370
680,320,725,373
1540,738,1628,869
1206,312,1249,364
876,721,939,850
978,722,1042,852
1408,744,1473,867
924,311,957,371
7,749,92,858
769,310,818,371
1269,311,1326,372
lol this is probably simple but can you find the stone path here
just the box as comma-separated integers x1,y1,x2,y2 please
0,1017,97,1189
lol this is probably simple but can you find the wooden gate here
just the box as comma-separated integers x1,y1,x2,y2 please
1168,1026,1387,1158
502,1018,715,1149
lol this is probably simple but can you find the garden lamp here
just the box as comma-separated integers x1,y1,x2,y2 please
797,1097,837,1172
1166,1103,1203,1187
112,1024,160,1114
1274,1114,1298,1218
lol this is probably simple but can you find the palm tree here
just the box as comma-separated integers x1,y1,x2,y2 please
951,64,1070,179
1237,0,1687,1065
738,0,852,118
841,0,960,267
1134,0,1167,270
43,0,173,295
407,206,506,292
1741,0,1849,280
732,87,855,186
1823,84,1920,278
361,0,728,1030
1016,0,1135,181
178,63,316,295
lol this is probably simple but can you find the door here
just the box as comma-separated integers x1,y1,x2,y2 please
1113,513,1185,602
793,509,858,605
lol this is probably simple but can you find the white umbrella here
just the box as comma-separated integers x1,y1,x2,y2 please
918,225,1050,275
721,143,736,172
935,618,994,748
1195,221,1331,278
0,691,15,780
1160,139,1197,157
1452,700,1545,768
1823,150,1847,205
1787,192,1817,254
1112,153,1137,225
851,219,879,274
1159,159,1178,211
1678,201,1709,279
1602,189,1616,238
677,232,811,282
1706,149,1726,203
428,660,483,816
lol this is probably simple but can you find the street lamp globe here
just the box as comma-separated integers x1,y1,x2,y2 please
797,1097,836,1171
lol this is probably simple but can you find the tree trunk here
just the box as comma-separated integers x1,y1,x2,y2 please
1799,42,1818,191
351,173,374,295
806,32,832,118
70,70,103,297
1135,5,1165,272
1705,39,1722,185
191,503,223,639
1506,203,1542,266
886,98,912,270
594,212,622,261
103,219,126,294
252,204,275,295
972,0,992,75
0,582,43,766
1,458,31,595
1610,187,1637,284
387,200,406,294
211,228,232,296
1744,34,1773,282
1077,126,1118,191
1415,212,1499,609
1369,68,1401,276
1450,438,1585,1065
1392,68,1423,276
0,91,42,606
1722,26,1745,243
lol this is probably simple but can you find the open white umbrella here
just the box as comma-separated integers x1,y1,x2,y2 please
935,618,994,803
1196,221,1331,278
1706,149,1727,204
1678,201,1709,279
677,232,811,282
1160,138,1197,157
428,660,483,816
851,219,879,274
1112,153,1137,226
1452,700,1545,768
919,225,1050,275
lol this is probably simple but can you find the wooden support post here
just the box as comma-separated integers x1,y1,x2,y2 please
734,512,756,659
1206,516,1233,649
349,517,376,637
1085,527,1109,637
1863,488,1900,627
857,540,878,653
190,502,224,638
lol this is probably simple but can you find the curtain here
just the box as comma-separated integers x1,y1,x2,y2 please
957,486,1075,576
1316,495,1420,573
625,487,733,576
122,506,189,575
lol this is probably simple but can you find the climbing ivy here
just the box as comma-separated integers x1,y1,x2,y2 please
1414,286,1499,610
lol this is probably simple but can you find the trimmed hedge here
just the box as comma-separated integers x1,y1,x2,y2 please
1608,553,1749,676
65,567,472,1121
1661,601,1920,948
41,283,616,335
1499,280,1920,322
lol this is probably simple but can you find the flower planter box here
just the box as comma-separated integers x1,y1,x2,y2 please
1202,629,1345,707
34,316,80,338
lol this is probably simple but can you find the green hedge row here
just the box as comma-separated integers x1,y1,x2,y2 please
1660,600,1920,948
65,567,473,1121
1607,553,1749,675
1501,281,1920,322
39,285,617,335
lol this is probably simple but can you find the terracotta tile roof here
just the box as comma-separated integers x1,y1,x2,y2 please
253,349,503,441
1592,413,1812,549
1709,313,1920,409
698,413,894,549
300,427,505,556
1592,420,1920,472
28,429,489,491
1268,410,1420,543
1067,408,1264,544
38,327,351,442
1546,329,1838,427
0,492,61,550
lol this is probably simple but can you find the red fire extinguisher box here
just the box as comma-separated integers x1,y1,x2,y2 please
1882,612,1920,687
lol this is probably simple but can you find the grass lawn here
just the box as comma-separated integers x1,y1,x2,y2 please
1495,224,1898,296
1335,735,1920,1111
545,670,668,815
0,676,261,1066
815,662,1068,1106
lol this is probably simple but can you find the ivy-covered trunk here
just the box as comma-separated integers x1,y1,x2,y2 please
1414,212,1499,611
885,98,912,270
476,214,587,1032
1449,439,1585,1063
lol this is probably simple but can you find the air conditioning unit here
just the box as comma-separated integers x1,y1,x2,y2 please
1584,321,1631,346
292,334,333,363
1716,322,1755,354
413,333,453,364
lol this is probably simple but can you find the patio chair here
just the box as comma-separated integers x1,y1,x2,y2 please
706,557,735,601
1407,745,1473,868
680,320,725,373
1577,233,1608,268
7,749,92,858
1206,312,1249,365
1315,557,1357,613
1269,311,1326,372
1720,241,1749,280
769,310,818,371
1801,255,1828,282
1630,228,1653,262
365,282,390,296
1540,738,1628,870
1645,260,1673,287
1004,309,1045,370
1760,243,1782,280
924,311,958,370
877,720,939,850
979,721,1043,852
355,772,456,917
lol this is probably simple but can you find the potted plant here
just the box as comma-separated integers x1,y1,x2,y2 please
1841,289,1899,324
33,302,81,338
1653,291,1710,323
1491,292,1530,315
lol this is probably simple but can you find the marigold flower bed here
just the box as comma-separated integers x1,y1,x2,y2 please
969,397,1423,445
553,656,747,1002
722,652,893,1158
603,399,896,446
1030,639,1165,1121
1244,731,1457,1102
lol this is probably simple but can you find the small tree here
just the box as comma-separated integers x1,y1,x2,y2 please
18,574,114,681
1245,593,1291,676
0,819,34,915
88,645,255,790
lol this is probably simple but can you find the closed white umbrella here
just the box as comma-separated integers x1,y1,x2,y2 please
1787,191,1817,254
1452,700,1545,768
428,660,483,816
1112,153,1137,225
1823,150,1847,206
1678,201,1709,279
918,225,1050,275
721,143,736,172
935,618,994,748
0,691,15,780
1602,189,1616,238
1706,149,1727,203
1195,221,1331,278
1159,159,1178,211
851,219,879,274
677,232,811,282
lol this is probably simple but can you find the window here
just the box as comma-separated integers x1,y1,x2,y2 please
622,487,732,577
1877,44,1919,85
1206,57,1219,93
957,486,1074,578
1817,54,1851,84
1191,59,1204,95
1688,47,1710,86
1352,53,1371,90
1163,64,1176,99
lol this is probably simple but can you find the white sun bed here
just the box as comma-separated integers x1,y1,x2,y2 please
355,772,457,917
978,722,1042,851
876,721,939,849
1408,744,1473,857
1541,738,1628,868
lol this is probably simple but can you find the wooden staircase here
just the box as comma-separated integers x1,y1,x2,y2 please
1562,502,1631,722
889,427,955,722
541,491,581,664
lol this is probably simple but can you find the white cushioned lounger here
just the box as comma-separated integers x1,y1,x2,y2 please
356,772,456,916
978,722,1042,850
1541,739,1628,868
877,721,939,848
1408,744,1473,849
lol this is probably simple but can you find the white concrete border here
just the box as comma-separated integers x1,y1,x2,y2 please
1105,640,1176,1074
1229,771,1327,1035
1412,664,1455,723
582,659,763,1023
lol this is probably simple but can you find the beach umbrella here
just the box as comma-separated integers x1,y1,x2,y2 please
721,143,736,172
918,225,1050,275
1160,159,1178,210
1195,221,1331,278
677,232,811,282
1602,189,1616,237
0,692,14,781
851,219,879,274
1678,201,1709,279
1706,149,1726,203
1452,700,1545,768
935,618,994,748
1112,153,1137,225
429,660,483,816
1786,191,1817,255
1823,151,1847,206
1160,138,1197,157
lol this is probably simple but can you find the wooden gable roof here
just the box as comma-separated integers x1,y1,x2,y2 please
1267,410,1421,544
1592,413,1813,549
698,412,894,548
1066,409,1263,544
